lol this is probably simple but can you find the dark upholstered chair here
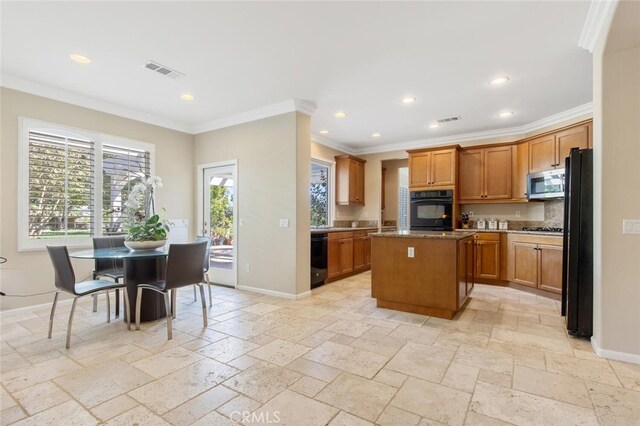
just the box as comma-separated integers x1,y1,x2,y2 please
135,242,208,340
47,246,129,349
92,236,125,318
194,235,213,306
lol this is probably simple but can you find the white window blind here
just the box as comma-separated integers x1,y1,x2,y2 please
19,118,156,251
102,144,151,235
27,130,95,240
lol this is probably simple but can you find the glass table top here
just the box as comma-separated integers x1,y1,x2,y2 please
69,247,168,259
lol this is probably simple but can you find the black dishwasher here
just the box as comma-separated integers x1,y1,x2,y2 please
310,233,328,288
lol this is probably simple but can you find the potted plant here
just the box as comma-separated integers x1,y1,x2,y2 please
123,176,170,250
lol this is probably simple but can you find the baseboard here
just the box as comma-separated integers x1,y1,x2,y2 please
0,296,71,316
237,285,311,300
591,336,640,365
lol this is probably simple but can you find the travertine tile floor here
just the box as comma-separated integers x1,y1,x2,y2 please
1,271,640,425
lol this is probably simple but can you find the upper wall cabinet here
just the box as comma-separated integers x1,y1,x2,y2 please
459,146,512,202
335,155,366,205
408,147,458,189
529,122,591,173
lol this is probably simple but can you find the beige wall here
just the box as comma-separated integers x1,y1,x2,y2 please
381,159,408,223
592,0,640,359
0,88,194,310
194,112,310,298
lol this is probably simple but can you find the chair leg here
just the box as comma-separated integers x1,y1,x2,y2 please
123,288,131,331
48,291,60,339
171,289,177,319
164,292,173,340
92,293,98,312
115,289,120,319
198,284,208,327
135,287,143,331
105,290,111,324
205,273,212,307
66,297,78,349
193,285,197,301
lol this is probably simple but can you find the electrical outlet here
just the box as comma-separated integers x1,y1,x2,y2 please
279,219,289,228
468,211,474,217
515,211,521,218
364,211,369,218
239,218,244,227
408,247,415,258
245,264,250,273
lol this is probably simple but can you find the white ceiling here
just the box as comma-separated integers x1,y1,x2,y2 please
1,1,592,151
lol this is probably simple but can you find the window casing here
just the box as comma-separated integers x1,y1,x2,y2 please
310,159,334,227
18,118,154,251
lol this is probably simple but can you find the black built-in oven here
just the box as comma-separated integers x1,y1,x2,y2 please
410,189,454,231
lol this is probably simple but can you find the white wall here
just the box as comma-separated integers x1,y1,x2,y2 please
194,112,310,298
0,88,195,310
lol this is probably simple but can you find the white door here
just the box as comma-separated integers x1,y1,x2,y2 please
201,163,237,287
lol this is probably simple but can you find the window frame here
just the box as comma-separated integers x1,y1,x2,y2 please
310,157,335,227
18,117,155,251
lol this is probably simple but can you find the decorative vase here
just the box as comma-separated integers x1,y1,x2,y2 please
124,239,167,251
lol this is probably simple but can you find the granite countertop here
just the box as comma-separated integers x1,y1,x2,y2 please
311,227,378,234
455,228,563,237
372,230,476,240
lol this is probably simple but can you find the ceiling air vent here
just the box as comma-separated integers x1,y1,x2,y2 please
436,116,461,124
144,61,185,80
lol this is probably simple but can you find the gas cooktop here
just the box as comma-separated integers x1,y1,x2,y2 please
521,227,564,233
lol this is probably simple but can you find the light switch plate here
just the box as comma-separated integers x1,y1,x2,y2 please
408,247,415,258
623,219,640,234
279,219,290,228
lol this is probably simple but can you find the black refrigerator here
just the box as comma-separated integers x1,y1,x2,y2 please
561,148,593,338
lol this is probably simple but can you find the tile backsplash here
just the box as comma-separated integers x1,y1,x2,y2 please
462,199,564,230
333,220,378,228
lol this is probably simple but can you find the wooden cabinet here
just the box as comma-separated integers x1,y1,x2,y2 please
513,142,529,201
408,147,458,189
538,244,563,293
327,230,373,282
335,155,366,205
328,232,354,279
529,123,591,173
459,146,512,202
507,234,563,294
473,233,501,281
353,235,367,271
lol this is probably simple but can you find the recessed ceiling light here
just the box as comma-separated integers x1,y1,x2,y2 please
372,133,381,138
490,76,510,86
402,97,417,104
69,54,91,64
319,130,329,135
334,111,347,118
180,93,195,101
498,111,514,118
429,123,441,129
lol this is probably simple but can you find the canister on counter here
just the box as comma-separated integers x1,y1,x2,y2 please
499,220,509,230
488,218,498,230
476,218,486,229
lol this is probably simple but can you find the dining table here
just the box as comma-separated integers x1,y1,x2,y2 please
70,247,169,322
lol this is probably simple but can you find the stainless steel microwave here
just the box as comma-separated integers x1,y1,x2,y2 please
527,169,565,200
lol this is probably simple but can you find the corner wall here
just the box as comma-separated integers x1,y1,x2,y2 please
194,112,311,298
0,88,195,310
592,0,640,361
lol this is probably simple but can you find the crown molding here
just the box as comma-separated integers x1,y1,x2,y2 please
348,102,593,155
191,99,317,134
579,0,619,53
311,133,355,155
1,74,192,133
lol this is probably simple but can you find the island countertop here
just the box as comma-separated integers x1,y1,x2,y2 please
371,230,476,240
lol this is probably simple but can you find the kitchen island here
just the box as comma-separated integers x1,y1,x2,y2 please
371,231,475,319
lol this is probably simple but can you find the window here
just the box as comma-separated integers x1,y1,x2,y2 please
310,160,332,227
19,118,154,250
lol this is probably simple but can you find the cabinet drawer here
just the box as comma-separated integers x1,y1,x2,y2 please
354,230,369,238
328,231,354,240
473,232,501,242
